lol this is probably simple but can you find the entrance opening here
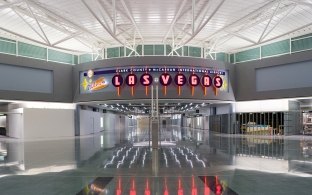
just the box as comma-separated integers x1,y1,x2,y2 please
0,114,7,136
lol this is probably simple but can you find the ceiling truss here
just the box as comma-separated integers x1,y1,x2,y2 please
0,0,311,54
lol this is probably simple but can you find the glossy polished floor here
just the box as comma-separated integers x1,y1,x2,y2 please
1,127,312,195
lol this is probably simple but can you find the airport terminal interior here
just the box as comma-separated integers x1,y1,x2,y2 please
2,0,312,194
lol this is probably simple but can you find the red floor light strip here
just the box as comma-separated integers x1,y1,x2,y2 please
204,177,210,195
130,179,136,195
116,178,121,195
191,176,198,195
178,178,183,195
145,179,151,195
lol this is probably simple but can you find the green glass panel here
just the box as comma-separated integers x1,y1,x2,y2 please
154,45,164,55
216,53,227,62
230,54,235,63
120,47,124,57
136,45,143,55
189,46,201,57
18,42,46,60
183,46,188,56
48,49,73,64
235,47,260,62
291,37,312,53
107,47,119,58
206,52,215,60
74,55,78,64
0,40,16,55
261,39,290,57
79,54,93,63
175,47,182,56
126,47,134,56
166,45,172,55
144,45,153,55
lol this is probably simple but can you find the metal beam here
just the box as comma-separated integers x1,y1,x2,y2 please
232,21,312,53
258,0,282,43
225,31,256,44
174,0,226,52
81,0,123,44
52,32,83,46
163,0,188,42
195,0,211,32
25,0,51,45
13,8,48,43
113,0,116,35
261,4,296,41
203,0,280,42
0,0,23,10
192,0,195,35
120,0,143,40
12,5,98,49
95,0,113,33
27,0,111,45
0,26,89,53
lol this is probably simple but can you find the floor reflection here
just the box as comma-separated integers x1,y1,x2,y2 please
1,128,312,194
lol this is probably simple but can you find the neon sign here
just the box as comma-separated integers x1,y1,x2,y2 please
81,76,109,92
112,72,223,96
80,66,227,95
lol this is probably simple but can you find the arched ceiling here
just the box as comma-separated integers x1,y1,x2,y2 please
0,0,312,54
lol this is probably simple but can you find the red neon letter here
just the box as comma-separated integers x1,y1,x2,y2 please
204,77,210,86
115,76,121,86
215,78,221,87
191,76,198,85
161,75,170,85
143,75,150,85
178,75,183,85
129,75,135,85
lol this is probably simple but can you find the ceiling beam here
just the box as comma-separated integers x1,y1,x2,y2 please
120,0,143,40
0,26,89,53
0,0,23,10
27,0,111,45
258,0,282,43
202,0,280,42
225,31,257,44
170,0,226,55
113,0,116,35
261,4,296,41
25,0,51,45
192,0,195,35
12,7,48,43
232,21,312,53
11,5,97,50
81,0,123,44
163,0,188,42
52,31,83,46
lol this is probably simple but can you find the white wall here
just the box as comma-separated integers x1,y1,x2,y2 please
0,115,6,127
23,108,75,139
7,108,24,138
79,110,104,135
234,99,289,113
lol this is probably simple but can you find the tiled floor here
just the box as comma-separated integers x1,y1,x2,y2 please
1,129,312,194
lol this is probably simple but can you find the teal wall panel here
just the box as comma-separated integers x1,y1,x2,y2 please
144,45,153,55
0,40,16,55
235,47,260,63
291,37,312,53
154,45,164,55
261,39,290,57
48,49,73,64
18,42,46,60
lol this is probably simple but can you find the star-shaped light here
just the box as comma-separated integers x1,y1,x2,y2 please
81,78,89,91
